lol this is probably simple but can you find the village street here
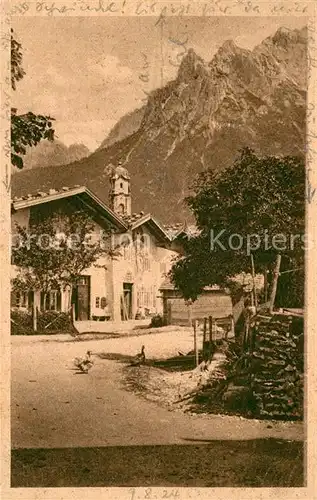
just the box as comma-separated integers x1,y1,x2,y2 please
11,329,304,487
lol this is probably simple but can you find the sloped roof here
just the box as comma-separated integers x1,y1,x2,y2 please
12,185,128,232
159,276,222,292
111,164,130,180
12,185,173,243
163,223,201,240
159,276,175,290
12,160,174,243
130,213,171,244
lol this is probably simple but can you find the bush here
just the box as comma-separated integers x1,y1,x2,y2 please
37,311,75,333
150,314,164,328
11,309,33,335
11,309,76,335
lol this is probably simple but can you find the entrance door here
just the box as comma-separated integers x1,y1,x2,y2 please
73,276,91,321
122,283,133,320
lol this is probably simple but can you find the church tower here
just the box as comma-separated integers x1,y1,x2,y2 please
109,163,131,216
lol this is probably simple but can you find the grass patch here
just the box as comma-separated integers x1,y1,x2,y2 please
11,439,305,487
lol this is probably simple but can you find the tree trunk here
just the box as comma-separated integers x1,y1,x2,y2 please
69,285,74,322
32,301,37,332
68,284,78,336
193,319,199,367
187,300,192,327
269,254,282,314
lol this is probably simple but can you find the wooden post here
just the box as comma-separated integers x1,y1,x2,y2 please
193,319,199,367
203,317,207,353
250,290,254,307
187,300,192,327
264,268,268,304
250,253,258,310
208,316,213,357
208,316,213,343
243,314,249,352
121,295,128,321
269,254,282,314
32,302,37,332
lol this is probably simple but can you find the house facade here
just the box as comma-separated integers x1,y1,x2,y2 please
11,164,178,322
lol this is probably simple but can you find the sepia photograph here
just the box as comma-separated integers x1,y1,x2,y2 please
3,8,311,492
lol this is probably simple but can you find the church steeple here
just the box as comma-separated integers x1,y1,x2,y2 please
109,162,131,216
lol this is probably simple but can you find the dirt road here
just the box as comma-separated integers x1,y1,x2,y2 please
11,332,303,450
11,332,305,487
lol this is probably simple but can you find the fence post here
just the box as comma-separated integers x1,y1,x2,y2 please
32,302,37,332
203,317,207,357
193,319,199,367
269,254,282,314
230,314,234,340
208,316,213,342
208,316,213,357
187,300,192,327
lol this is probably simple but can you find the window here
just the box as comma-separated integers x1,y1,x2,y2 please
77,276,89,286
40,290,61,312
100,297,107,308
152,286,156,308
12,291,29,308
143,255,151,271
118,203,125,214
123,244,132,261
120,182,123,189
137,286,155,309
137,286,145,308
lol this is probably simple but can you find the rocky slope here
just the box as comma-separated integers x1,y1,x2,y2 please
20,140,90,170
98,106,145,150
13,26,307,223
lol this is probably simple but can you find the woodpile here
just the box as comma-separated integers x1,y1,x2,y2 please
250,314,304,419
186,313,304,420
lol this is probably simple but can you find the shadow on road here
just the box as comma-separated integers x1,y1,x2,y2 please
11,438,305,488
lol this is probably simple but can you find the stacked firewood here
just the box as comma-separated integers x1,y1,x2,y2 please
250,314,304,419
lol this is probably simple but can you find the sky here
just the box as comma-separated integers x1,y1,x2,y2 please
13,16,306,151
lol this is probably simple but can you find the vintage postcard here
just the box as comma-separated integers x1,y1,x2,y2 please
1,0,316,498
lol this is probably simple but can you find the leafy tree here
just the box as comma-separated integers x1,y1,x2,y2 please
11,29,55,169
12,210,115,311
170,148,305,309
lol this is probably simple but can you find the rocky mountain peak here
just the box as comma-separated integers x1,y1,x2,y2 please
271,26,307,47
220,39,238,53
254,24,307,89
177,48,208,82
14,26,307,223
209,38,251,78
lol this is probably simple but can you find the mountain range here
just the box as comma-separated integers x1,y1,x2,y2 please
20,140,90,170
12,26,307,224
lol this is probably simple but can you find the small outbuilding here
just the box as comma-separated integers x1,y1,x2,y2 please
159,277,233,326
